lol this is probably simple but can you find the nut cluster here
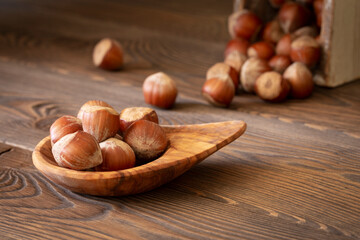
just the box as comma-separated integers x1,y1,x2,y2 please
50,101,168,171
202,0,323,106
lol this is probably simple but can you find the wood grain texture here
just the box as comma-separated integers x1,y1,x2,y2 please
0,0,359,239
32,121,246,196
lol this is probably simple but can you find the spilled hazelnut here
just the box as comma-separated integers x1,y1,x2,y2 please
283,62,314,98
290,35,320,68
202,77,235,107
241,57,272,93
268,55,292,74
254,71,290,102
93,38,123,70
143,72,177,109
228,10,262,41
248,41,275,60
206,62,239,90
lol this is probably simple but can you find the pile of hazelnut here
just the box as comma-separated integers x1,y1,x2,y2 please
50,100,168,171
92,38,178,109
202,0,323,106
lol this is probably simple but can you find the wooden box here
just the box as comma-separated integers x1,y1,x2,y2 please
233,0,360,87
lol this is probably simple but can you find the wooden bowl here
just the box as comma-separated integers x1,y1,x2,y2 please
32,121,246,196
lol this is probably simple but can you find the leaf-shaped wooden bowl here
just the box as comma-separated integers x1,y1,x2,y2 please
32,121,246,196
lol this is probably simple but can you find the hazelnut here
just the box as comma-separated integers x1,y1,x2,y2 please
268,0,286,8
202,77,235,107
224,50,247,73
143,72,177,109
77,100,113,120
52,131,102,170
78,101,120,142
206,62,239,90
292,26,319,40
254,71,290,102
290,35,320,68
240,57,272,93
228,10,262,41
278,2,310,33
262,20,284,44
50,115,82,146
276,34,292,56
93,38,123,70
95,138,136,171
224,38,250,57
268,55,292,74
124,120,168,164
247,41,275,60
119,107,159,134
283,62,314,99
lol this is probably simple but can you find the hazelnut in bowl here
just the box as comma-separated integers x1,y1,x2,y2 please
32,101,246,196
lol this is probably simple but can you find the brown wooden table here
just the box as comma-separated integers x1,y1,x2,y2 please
1,1,359,239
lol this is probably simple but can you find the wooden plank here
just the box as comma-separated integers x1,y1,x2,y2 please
0,0,359,239
1,141,360,239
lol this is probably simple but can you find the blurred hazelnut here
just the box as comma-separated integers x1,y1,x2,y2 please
224,50,247,73
206,62,239,90
290,35,320,68
93,38,123,70
202,77,235,107
224,38,250,57
248,41,275,60
278,2,310,33
254,71,290,102
276,34,292,56
283,62,314,98
268,55,292,73
241,57,272,93
262,20,284,44
228,10,262,41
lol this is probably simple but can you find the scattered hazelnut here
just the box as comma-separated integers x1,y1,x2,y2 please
95,138,136,171
143,72,178,109
268,55,292,74
52,131,102,170
283,62,314,98
124,120,168,164
224,50,247,73
119,107,159,134
254,71,290,102
78,101,120,142
290,35,320,68
292,26,319,40
262,20,284,44
276,34,292,56
247,41,275,60
268,0,286,8
202,77,235,107
93,38,123,70
278,2,310,33
228,10,262,41
241,57,272,93
224,38,250,57
50,115,82,146
206,62,239,90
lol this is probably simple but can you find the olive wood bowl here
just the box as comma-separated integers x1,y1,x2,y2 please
32,121,246,196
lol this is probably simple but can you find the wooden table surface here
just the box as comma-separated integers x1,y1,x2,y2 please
1,0,359,239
